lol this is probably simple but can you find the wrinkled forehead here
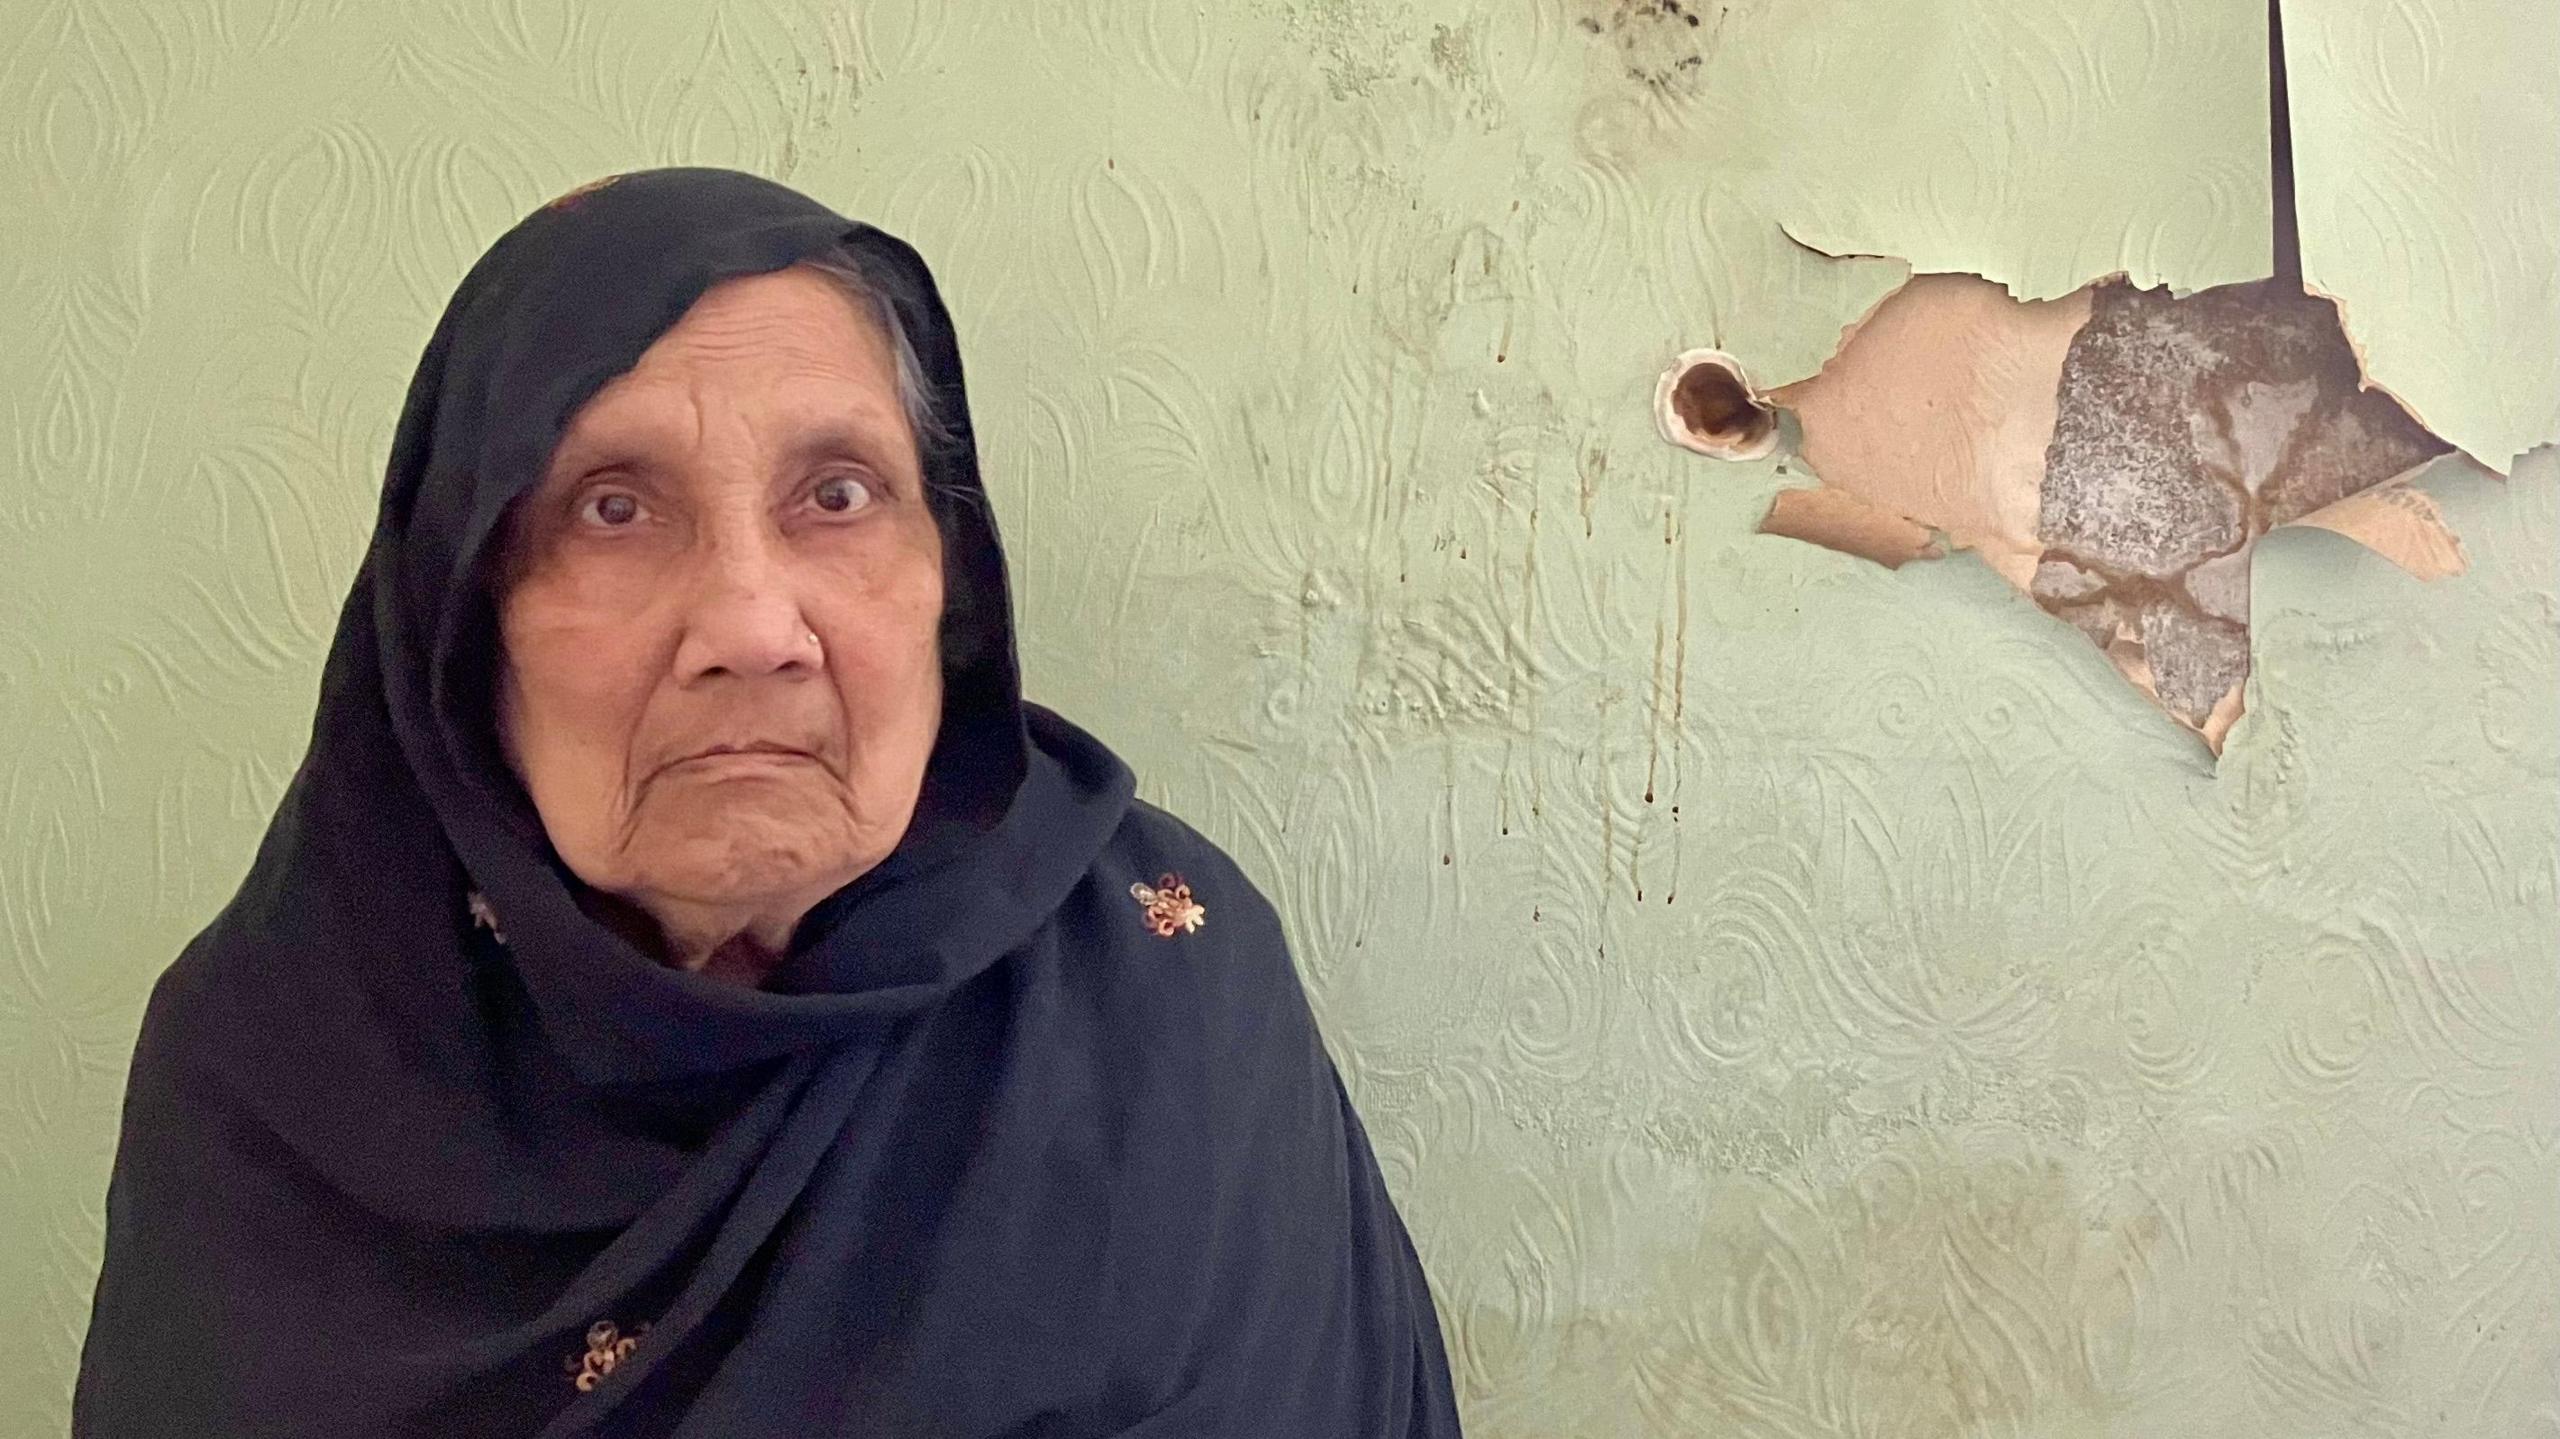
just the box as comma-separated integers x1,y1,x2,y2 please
539,268,918,482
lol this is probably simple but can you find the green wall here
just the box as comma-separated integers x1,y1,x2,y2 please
4,2,2553,1433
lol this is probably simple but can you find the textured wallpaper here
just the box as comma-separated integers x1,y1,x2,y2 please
4,2,2554,1435
2288,0,2560,470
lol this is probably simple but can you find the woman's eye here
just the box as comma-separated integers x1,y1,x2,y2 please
811,475,873,515
579,490,643,527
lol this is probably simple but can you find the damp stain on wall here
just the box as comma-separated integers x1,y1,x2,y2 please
1576,0,1724,97
1696,269,2465,749
1656,0,2545,752
2036,279,2449,732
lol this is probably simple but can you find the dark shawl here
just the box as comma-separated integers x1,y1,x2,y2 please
76,167,1460,1438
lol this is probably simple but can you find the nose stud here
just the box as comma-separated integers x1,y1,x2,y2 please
804,630,820,648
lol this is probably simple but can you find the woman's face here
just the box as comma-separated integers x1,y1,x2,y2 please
495,267,945,965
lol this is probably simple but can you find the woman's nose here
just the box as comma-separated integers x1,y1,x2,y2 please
670,529,819,683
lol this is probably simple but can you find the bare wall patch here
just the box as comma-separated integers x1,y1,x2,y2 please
1712,270,2460,751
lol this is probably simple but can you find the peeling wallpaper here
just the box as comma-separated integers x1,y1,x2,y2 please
1764,0,2273,303
4,2,2555,1436
2286,0,2560,471
1747,270,2469,752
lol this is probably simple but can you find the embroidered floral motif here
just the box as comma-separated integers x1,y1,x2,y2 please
1130,874,1206,937
566,1319,649,1392
465,890,506,944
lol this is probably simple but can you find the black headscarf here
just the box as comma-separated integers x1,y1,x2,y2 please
77,167,1459,1438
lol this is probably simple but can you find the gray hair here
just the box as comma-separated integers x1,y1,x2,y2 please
792,246,954,457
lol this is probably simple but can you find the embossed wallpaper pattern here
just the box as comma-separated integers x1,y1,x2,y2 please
3,2,2553,1435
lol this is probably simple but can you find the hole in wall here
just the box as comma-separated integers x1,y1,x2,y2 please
1654,348,1779,460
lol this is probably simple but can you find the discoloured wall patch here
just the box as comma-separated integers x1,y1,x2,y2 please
1738,267,2458,750
1268,0,1417,101
1663,1140,2152,1439
1765,273,2090,588
1425,18,1506,130
1577,0,1723,97
2036,279,2449,732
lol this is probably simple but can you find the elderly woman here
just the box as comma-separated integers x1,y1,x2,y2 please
77,168,1459,1437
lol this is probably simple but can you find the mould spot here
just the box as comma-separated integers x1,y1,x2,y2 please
1581,0,1719,94
1655,348,1778,461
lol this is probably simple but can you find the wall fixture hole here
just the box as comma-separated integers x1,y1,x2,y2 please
1655,348,1778,461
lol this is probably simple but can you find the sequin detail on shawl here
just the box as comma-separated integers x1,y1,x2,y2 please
1130,874,1205,937
566,1319,649,1392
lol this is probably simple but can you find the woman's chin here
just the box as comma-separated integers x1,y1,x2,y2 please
631,825,877,916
